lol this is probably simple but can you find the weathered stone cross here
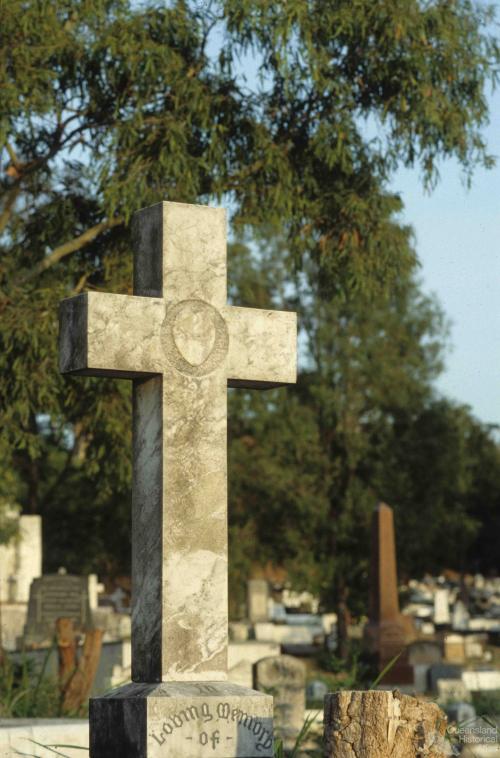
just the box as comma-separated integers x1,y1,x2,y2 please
60,202,296,687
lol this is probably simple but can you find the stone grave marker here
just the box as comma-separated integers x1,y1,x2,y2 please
433,588,451,626
462,669,500,691
436,678,471,703
59,201,297,757
407,640,443,666
306,679,328,702
24,571,93,646
452,599,470,631
363,503,414,684
247,580,269,623
428,663,463,692
444,633,466,664
253,655,306,750
0,513,42,604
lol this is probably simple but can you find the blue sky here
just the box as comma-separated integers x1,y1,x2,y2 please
391,85,499,427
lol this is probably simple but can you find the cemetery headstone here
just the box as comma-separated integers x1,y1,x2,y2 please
462,669,500,691
253,655,306,750
444,634,466,664
60,201,297,757
363,503,414,684
247,580,269,623
306,680,328,703
24,571,93,646
407,640,443,666
452,600,470,631
433,588,451,626
436,679,471,703
0,514,42,603
428,663,463,693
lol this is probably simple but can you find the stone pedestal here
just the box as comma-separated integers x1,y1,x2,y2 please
90,681,273,757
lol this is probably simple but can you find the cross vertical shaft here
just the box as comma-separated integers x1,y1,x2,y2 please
131,203,229,682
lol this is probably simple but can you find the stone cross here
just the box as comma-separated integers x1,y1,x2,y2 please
59,202,296,688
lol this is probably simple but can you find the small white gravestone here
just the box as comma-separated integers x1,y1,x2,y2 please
462,670,500,691
452,600,470,631
433,588,451,625
0,514,42,603
59,201,297,757
247,580,269,623
436,678,471,703
88,574,105,611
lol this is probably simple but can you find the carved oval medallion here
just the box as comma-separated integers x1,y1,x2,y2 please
162,300,228,376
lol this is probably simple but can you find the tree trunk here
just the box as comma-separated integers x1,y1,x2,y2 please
56,617,77,690
62,628,103,714
324,690,449,758
336,582,351,660
56,618,103,714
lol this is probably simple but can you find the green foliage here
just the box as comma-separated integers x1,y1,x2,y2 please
0,0,498,583
472,689,500,716
227,228,500,615
273,710,321,758
0,649,61,718
314,643,374,690
0,501,19,546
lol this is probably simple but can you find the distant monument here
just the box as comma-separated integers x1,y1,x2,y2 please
363,503,415,684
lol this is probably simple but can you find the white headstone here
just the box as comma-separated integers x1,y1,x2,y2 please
452,600,470,631
0,514,42,603
433,588,451,625
247,580,269,623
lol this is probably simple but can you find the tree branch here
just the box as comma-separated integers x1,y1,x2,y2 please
23,217,124,281
0,185,20,235
5,142,20,168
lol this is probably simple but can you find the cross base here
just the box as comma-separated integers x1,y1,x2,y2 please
90,681,274,757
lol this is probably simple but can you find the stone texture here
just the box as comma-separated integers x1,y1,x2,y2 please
363,503,415,684
59,201,297,684
253,655,305,750
324,690,450,758
90,681,273,757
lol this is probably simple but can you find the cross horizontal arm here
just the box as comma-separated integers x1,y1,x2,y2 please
225,305,297,389
59,292,164,377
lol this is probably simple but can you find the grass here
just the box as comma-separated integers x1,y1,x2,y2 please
0,646,88,719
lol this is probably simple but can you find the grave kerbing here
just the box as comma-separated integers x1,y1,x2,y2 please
59,201,297,757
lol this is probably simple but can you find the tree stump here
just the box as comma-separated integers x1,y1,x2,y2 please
324,690,451,757
56,617,103,714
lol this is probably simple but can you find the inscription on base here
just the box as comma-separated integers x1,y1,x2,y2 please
148,698,273,757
